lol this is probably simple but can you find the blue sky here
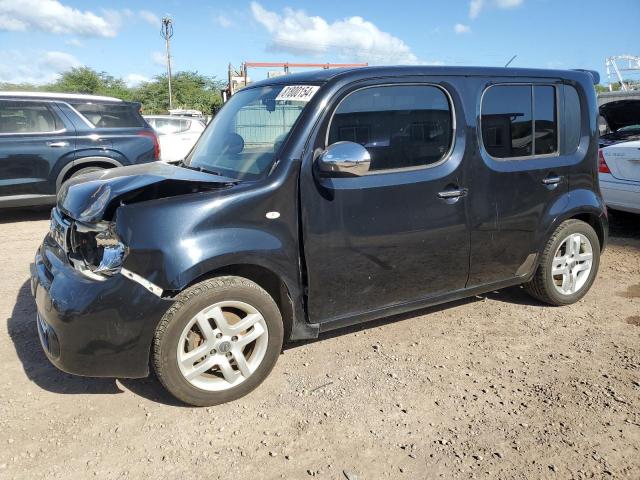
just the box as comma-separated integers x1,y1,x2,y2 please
0,0,638,86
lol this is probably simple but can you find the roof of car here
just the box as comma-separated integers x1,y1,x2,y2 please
0,91,123,102
248,65,598,87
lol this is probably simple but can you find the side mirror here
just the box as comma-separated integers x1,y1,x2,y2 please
317,141,371,177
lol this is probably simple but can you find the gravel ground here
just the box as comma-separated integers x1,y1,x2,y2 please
0,208,638,479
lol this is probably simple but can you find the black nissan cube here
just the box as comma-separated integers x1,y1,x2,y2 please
31,66,608,406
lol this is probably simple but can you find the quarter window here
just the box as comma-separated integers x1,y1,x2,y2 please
563,85,581,153
481,84,558,159
69,102,144,128
0,100,63,133
328,85,453,172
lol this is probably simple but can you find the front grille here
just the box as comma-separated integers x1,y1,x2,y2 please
49,208,71,253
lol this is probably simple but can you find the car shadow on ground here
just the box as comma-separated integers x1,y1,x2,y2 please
7,280,187,406
284,285,544,350
608,210,640,248
0,207,51,225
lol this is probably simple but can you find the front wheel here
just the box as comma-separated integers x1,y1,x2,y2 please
152,276,284,406
524,219,600,306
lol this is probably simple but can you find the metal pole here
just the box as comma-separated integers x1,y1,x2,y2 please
161,16,174,110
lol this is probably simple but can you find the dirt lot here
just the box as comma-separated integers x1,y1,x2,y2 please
0,209,638,479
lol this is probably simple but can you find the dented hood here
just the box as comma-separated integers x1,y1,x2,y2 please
58,162,237,222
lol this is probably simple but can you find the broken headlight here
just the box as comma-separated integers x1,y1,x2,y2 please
70,221,127,278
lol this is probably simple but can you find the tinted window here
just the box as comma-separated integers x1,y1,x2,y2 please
151,118,191,135
70,102,143,128
481,85,532,158
482,84,559,159
0,100,62,133
328,85,453,172
534,86,557,155
563,85,581,153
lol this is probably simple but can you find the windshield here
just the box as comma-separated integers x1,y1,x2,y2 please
187,85,318,180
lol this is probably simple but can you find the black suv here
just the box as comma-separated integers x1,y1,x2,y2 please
31,67,607,406
0,92,160,208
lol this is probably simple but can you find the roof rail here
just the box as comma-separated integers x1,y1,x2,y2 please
0,91,123,102
572,69,600,85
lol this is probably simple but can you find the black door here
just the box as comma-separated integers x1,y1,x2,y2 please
0,100,75,199
301,83,470,324
467,80,570,286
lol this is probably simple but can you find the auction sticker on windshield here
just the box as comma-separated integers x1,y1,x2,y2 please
275,85,320,102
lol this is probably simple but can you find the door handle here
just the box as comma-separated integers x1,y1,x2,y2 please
47,141,69,148
542,175,562,185
437,188,468,199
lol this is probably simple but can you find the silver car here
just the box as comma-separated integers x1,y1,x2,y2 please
599,140,640,214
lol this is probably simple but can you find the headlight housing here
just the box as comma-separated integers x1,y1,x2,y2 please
70,221,127,278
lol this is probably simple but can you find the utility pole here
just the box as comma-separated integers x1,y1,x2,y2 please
161,16,174,110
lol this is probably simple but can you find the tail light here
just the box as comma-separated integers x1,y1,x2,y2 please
598,149,610,174
138,130,161,160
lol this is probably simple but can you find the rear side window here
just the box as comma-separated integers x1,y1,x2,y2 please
70,102,144,128
328,85,453,172
481,84,558,159
151,118,191,135
0,100,63,133
563,85,581,153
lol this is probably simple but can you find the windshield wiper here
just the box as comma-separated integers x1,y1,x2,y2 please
178,161,224,177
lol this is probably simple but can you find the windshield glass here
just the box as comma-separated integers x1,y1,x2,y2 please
187,85,317,180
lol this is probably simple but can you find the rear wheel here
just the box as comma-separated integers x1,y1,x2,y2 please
524,219,600,305
152,276,283,406
69,166,105,180
57,166,106,193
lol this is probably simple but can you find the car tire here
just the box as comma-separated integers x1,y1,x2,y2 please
69,166,105,179
152,276,284,407
524,219,600,306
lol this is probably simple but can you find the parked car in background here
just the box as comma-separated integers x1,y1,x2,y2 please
599,140,640,214
31,66,607,406
144,115,205,162
598,96,640,148
0,92,160,208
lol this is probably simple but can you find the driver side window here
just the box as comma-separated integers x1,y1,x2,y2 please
327,85,454,172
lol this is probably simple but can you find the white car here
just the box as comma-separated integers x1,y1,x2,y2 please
144,115,206,162
599,140,640,214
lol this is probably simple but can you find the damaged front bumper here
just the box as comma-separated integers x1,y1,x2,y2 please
31,234,173,378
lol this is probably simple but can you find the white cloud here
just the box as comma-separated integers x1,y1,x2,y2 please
65,38,83,47
215,14,232,28
469,0,523,19
250,2,419,64
454,23,471,34
152,51,166,67
139,10,159,26
0,49,81,84
0,0,116,37
125,73,150,87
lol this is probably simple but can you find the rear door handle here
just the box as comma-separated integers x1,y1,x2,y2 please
437,188,468,199
542,175,562,185
47,141,69,148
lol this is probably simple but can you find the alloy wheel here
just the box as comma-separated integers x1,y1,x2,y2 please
551,233,593,295
176,300,269,391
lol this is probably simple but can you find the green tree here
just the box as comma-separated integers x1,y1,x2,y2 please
46,67,136,100
1,67,224,115
136,71,224,114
